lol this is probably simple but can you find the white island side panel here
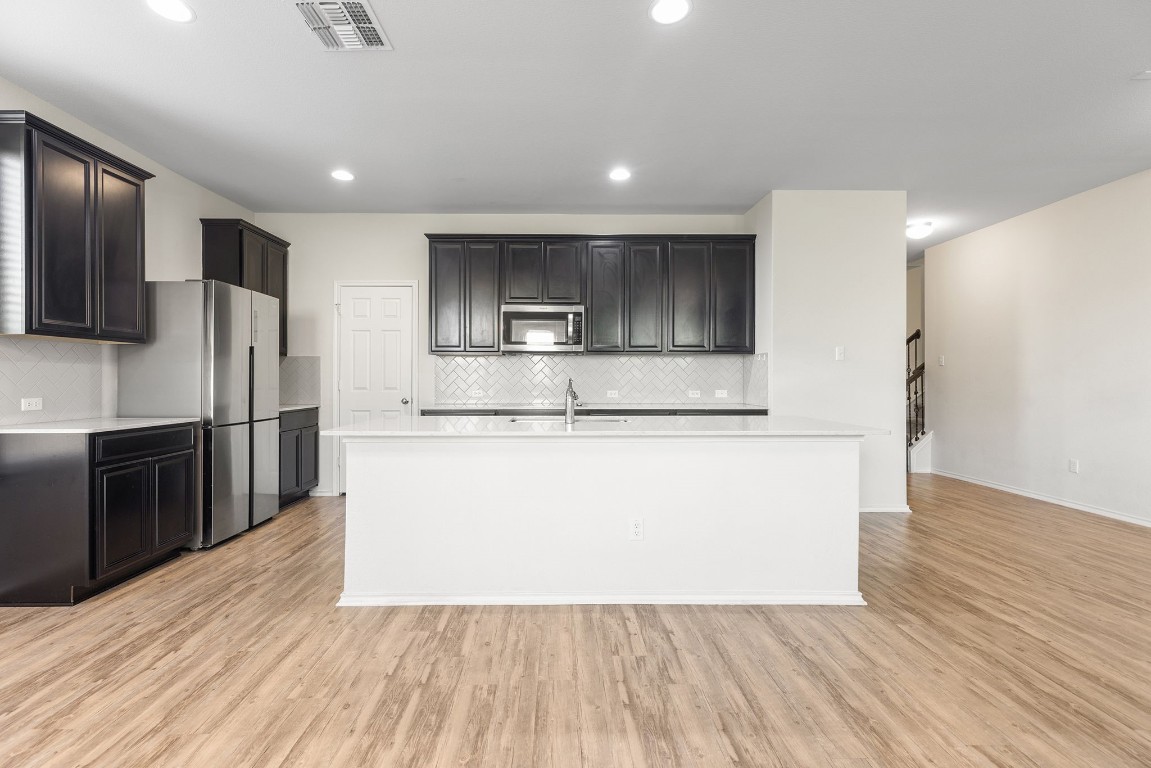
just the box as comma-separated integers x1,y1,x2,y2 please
339,435,864,606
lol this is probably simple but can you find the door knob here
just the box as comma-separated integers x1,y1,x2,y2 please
402,398,410,405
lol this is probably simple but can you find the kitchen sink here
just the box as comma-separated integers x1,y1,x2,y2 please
509,416,631,424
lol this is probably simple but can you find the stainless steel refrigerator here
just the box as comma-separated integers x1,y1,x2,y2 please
118,280,280,548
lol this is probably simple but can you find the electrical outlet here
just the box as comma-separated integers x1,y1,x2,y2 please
469,389,483,397
1068,459,1080,474
20,397,43,412
606,390,619,398
835,346,845,361
715,389,728,398
938,356,945,366
755,353,767,361
628,517,644,541
688,390,701,398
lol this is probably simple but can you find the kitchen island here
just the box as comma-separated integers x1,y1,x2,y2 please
325,415,884,607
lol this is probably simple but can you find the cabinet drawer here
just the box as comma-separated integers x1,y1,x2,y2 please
94,425,196,464
280,408,319,432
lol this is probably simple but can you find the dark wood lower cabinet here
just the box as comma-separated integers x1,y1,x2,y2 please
0,423,199,606
280,409,319,507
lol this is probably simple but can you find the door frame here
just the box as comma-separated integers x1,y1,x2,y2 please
331,280,420,495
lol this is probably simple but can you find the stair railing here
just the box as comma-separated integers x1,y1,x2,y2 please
906,330,925,447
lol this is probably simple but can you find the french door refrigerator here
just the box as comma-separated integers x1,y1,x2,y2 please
118,280,280,548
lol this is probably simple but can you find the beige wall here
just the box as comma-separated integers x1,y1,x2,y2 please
0,75,252,279
906,262,924,338
751,190,909,512
926,168,1151,527
254,212,747,493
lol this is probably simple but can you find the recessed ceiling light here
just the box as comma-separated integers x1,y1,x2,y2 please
649,0,691,24
331,169,355,181
609,167,632,182
906,221,934,240
147,0,196,23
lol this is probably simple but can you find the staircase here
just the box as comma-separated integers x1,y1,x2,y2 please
907,329,926,452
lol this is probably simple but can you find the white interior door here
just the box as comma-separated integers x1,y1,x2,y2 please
337,284,415,492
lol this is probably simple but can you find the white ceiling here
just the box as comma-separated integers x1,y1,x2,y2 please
1,1,1150,258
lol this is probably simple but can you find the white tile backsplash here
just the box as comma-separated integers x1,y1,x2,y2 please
0,338,109,425
744,354,769,406
280,356,320,405
435,355,751,405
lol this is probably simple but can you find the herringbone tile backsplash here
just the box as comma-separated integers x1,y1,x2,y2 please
280,356,321,405
435,355,751,405
0,338,107,425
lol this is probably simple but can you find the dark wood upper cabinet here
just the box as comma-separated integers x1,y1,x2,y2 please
712,241,754,353
427,234,754,356
429,241,465,352
201,219,291,356
264,242,288,357
625,242,664,352
587,242,625,352
544,242,584,303
96,165,145,340
667,242,712,352
465,241,501,352
0,112,151,342
503,242,544,303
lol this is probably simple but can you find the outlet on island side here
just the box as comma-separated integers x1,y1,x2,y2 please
1068,459,1080,474
628,517,644,541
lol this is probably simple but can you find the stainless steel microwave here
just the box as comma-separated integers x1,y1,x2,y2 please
500,305,585,353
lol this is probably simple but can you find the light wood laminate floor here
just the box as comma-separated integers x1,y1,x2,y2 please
1,474,1149,767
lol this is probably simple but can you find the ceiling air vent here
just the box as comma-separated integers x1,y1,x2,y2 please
294,1,393,51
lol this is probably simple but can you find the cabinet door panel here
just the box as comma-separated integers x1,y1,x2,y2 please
299,425,319,490
280,429,300,496
712,242,754,352
465,242,500,352
95,460,150,579
544,242,583,303
667,242,711,351
96,165,145,340
587,242,624,352
502,242,544,303
265,242,288,356
430,241,465,351
625,243,663,352
32,133,94,334
153,450,195,549
240,229,265,291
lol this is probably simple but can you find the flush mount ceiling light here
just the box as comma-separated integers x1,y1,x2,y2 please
609,167,632,182
649,0,691,24
147,0,196,23
331,169,355,181
906,221,935,239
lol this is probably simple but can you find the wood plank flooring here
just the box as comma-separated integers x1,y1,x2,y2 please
1,474,1149,767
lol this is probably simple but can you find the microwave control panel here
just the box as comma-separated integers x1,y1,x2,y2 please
571,313,583,344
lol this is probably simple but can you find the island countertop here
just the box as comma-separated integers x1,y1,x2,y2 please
324,414,886,438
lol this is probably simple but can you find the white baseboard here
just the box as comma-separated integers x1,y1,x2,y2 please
932,469,1151,529
860,506,912,514
337,591,868,607
308,489,338,497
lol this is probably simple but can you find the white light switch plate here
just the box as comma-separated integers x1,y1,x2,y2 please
835,346,845,361
21,397,43,412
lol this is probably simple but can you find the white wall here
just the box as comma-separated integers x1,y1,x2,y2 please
925,169,1151,527
0,75,253,279
0,75,251,425
749,191,909,512
907,261,924,338
255,212,747,494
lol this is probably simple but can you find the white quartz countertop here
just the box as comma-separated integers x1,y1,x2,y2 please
280,404,319,413
0,417,200,435
324,414,886,438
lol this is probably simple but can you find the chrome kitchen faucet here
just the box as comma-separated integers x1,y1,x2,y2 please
564,378,579,424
